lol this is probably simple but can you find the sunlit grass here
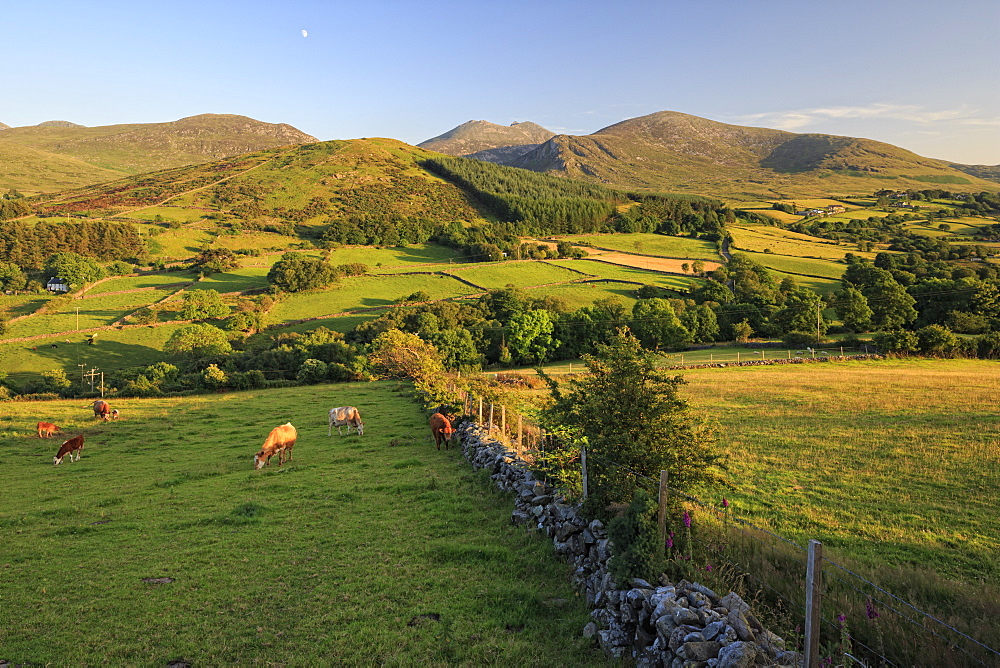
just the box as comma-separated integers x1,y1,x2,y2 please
0,384,603,665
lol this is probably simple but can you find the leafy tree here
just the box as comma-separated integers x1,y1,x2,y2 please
541,328,722,515
191,247,240,274
506,309,558,364
631,299,691,350
915,325,960,356
771,288,828,338
202,364,228,389
732,319,754,343
181,289,230,321
871,329,919,353
297,358,329,384
866,279,917,330
834,287,873,332
0,261,27,291
267,253,339,292
44,252,106,287
165,323,234,358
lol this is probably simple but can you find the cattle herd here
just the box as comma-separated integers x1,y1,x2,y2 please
41,401,458,469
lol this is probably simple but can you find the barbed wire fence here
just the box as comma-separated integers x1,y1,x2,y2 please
456,385,1000,667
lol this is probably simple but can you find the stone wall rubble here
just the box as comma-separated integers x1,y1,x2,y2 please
458,421,804,667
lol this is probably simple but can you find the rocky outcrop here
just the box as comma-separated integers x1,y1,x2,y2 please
459,422,802,667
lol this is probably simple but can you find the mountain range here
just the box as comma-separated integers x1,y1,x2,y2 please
418,111,999,199
0,114,316,193
2,110,997,200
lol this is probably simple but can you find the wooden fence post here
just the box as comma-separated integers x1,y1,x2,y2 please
487,402,494,431
501,405,506,436
804,539,823,668
658,470,669,556
580,443,588,501
478,397,483,422
517,414,523,449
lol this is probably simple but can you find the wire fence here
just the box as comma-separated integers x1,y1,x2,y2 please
456,390,1000,667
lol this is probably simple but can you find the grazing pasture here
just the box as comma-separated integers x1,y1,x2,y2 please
728,224,867,261
449,261,586,290
0,383,601,665
557,233,721,260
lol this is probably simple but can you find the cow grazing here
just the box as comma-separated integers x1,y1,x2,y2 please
254,422,297,470
37,422,61,438
429,413,454,450
92,400,111,421
328,406,364,436
53,435,84,465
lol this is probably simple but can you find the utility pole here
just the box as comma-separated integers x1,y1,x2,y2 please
78,364,85,389
75,307,80,331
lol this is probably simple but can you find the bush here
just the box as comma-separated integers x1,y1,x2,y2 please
607,489,662,584
780,331,817,347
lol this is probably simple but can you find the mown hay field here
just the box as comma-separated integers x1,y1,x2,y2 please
0,383,602,666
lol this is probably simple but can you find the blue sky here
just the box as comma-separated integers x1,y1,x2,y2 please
3,0,998,164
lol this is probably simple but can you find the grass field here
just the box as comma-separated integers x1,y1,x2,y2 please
728,225,866,261
677,358,1000,584
558,259,699,291
558,233,721,260
0,383,602,665
449,261,586,290
736,250,847,280
268,274,473,323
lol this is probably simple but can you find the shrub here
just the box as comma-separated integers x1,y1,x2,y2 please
607,489,662,584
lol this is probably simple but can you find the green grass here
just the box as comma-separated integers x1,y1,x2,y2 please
737,250,847,279
87,273,197,294
561,232,721,259
679,358,1000,583
729,224,872,261
559,259,700,291
450,261,586,289
268,274,473,322
0,383,602,665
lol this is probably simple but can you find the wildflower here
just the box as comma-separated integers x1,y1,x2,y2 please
837,613,846,628
666,532,674,549
721,497,729,509
866,598,880,620
683,510,691,528
705,564,713,572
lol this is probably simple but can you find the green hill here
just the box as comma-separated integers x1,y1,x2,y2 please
430,111,997,199
0,114,317,193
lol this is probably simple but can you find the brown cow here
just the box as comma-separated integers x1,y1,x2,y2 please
53,434,84,465
37,422,61,438
254,423,297,469
92,400,111,421
429,413,454,450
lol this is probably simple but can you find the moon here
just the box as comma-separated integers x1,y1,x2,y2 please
301,29,308,38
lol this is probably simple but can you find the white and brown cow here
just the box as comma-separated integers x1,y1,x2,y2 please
53,434,85,465
92,400,111,421
328,406,364,436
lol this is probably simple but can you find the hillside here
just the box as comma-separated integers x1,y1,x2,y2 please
950,162,1000,184
418,120,554,159
434,111,998,199
0,114,317,193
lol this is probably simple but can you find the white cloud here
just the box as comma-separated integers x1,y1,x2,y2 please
728,104,984,131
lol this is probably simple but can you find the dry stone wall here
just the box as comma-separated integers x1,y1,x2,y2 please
458,421,804,667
